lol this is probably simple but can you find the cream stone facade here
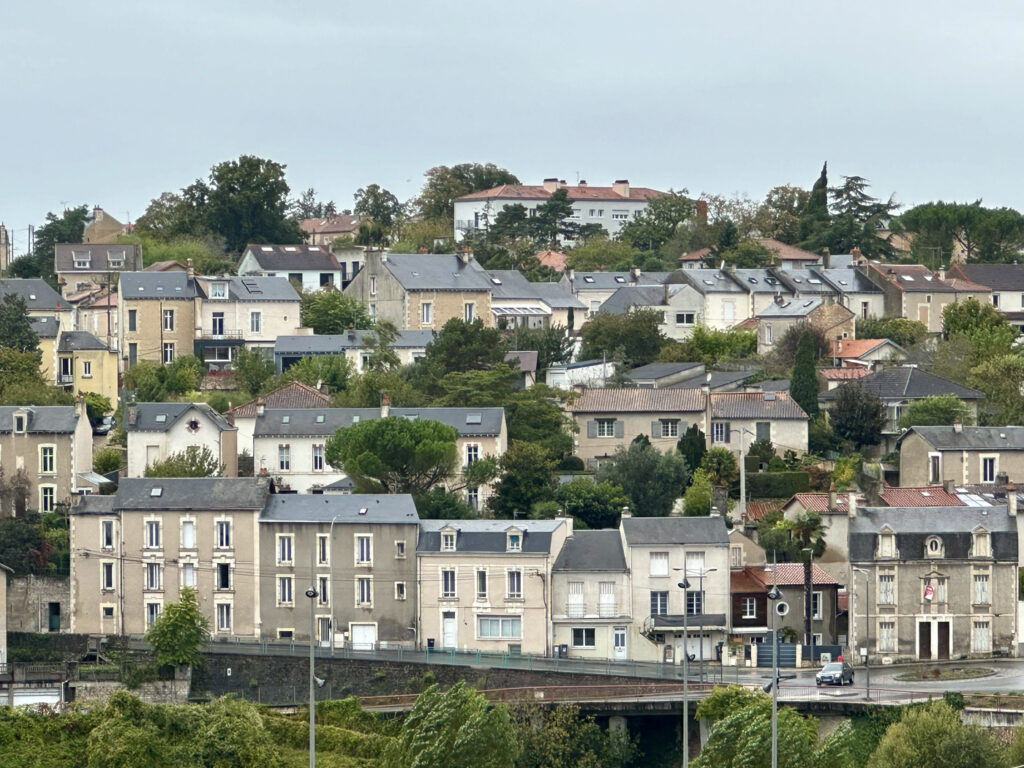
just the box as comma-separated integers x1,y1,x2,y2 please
897,427,1024,487
77,294,118,352
0,562,10,664
56,332,119,409
119,272,199,369
124,402,238,478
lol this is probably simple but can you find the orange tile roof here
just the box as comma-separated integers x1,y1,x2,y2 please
879,486,964,507
535,250,568,272
228,381,331,418
299,215,361,235
743,500,782,522
679,238,819,263
731,568,766,593
829,338,890,359
748,563,839,587
457,184,662,202
820,367,871,380
790,492,849,512
572,387,705,413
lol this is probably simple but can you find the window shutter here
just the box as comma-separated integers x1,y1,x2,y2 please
651,421,661,437
587,420,597,438
614,420,624,438
725,422,731,442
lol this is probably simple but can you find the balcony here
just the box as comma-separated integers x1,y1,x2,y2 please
599,597,617,618
566,601,585,619
197,330,245,341
57,374,74,386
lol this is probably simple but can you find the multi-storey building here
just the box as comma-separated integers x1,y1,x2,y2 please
124,402,238,478
55,242,141,297
237,244,344,292
55,331,119,408
897,426,1024,486
119,271,200,369
1,279,74,333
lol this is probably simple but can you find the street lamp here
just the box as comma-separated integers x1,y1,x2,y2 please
852,567,871,701
802,546,815,669
765,554,782,768
305,585,319,768
328,514,344,655
695,568,717,683
677,578,691,768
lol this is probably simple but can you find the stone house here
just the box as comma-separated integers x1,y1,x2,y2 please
55,243,141,297
299,215,362,246
124,402,238,478
119,271,200,369
76,293,118,353
678,239,820,270
729,564,843,647
237,244,344,292
226,381,331,451
709,392,809,457
947,263,1024,334
756,298,855,356
897,426,1024,486
829,338,908,369
597,283,706,341
560,269,671,317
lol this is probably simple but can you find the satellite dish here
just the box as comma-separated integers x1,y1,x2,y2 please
775,601,790,617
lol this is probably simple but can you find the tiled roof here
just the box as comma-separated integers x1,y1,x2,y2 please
730,569,766,593
679,239,819,263
743,500,783,522
790,492,850,513
943,277,990,292
457,183,662,203
829,338,897,359
144,260,187,272
948,263,1024,291
748,563,840,587
879,486,964,507
535,250,567,272
242,244,341,271
820,368,871,381
711,392,808,420
867,263,959,292
228,381,331,418
572,388,706,414
299,215,361,236
819,366,983,402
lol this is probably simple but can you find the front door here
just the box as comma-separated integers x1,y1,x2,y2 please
317,617,332,647
442,611,457,649
919,621,932,659
663,643,674,664
937,622,950,659
48,602,61,632
613,627,627,660
350,623,376,651
212,312,225,337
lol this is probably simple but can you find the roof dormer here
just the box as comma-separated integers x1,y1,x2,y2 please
971,526,991,558
506,526,523,552
440,525,458,552
876,525,897,559
13,408,28,434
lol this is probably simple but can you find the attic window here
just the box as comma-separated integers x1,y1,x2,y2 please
315,414,325,423
901,275,915,281
309,246,321,252
803,301,814,307
615,276,626,283
925,535,944,558
491,278,503,285
808,278,822,284
352,416,360,423
107,250,125,267
29,294,36,300
358,507,367,515
923,275,933,281
261,246,273,252
792,277,803,283
284,246,297,252
583,276,595,283
466,413,482,425
187,419,200,432
507,532,522,552
441,532,456,552
703,279,715,286
150,487,163,497
210,283,227,299
155,414,167,423
748,278,758,284
281,415,290,424
765,277,777,285
14,414,26,433
839,280,849,286
72,251,91,269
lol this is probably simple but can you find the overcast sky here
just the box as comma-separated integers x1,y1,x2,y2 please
3,1,1022,254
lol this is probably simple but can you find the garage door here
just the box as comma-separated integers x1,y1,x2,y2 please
350,623,377,651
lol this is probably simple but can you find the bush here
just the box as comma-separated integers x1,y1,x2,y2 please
746,471,810,498
93,447,124,475
556,455,585,472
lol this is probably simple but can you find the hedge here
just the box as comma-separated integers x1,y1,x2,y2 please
745,471,810,499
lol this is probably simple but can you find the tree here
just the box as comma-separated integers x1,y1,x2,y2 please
300,290,373,334
597,443,690,516
134,191,202,240
84,392,113,427
361,321,402,373
280,354,351,393
897,394,973,429
415,487,476,520
579,308,665,367
0,347,49,398
488,442,557,518
232,347,275,395
683,468,713,516
789,331,819,419
325,417,459,495
434,365,518,407
753,185,810,244
144,587,210,668
660,325,756,366
779,511,827,644
554,479,629,529
829,384,886,449
693,692,820,768
513,702,636,768
968,354,1024,425
290,187,336,219
423,318,507,374
505,386,574,462
505,325,574,373
718,238,773,269
798,163,830,245
0,294,38,352
699,447,739,489
896,200,1024,266
566,235,634,271
618,190,695,252
867,701,1005,768
417,163,520,222
531,187,576,246
10,204,89,283
383,682,518,768
144,446,224,477
354,183,403,234
677,424,707,474
942,298,1016,361
94,447,123,475
856,316,928,348
770,322,829,369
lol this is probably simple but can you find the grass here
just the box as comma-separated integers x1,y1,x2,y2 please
894,665,996,682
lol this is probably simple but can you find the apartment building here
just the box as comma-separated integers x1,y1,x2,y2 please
124,402,238,478
55,242,141,297
897,426,1024,486
237,244,344,292
119,271,200,369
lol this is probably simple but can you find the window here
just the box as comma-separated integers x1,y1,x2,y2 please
217,604,232,632
107,250,125,268
395,581,407,600
182,562,196,587
368,302,376,318
879,621,896,652
466,444,480,465
278,576,294,605
395,540,406,559
101,562,114,590
572,628,596,647
742,597,756,619
356,535,372,564
356,577,372,606
369,276,377,296
216,520,231,549
765,324,773,346
128,343,137,365
210,282,226,298
660,419,679,438
596,418,616,438
878,531,895,558
181,520,195,549
973,620,991,652
982,456,997,483
216,562,230,590
973,573,990,604
421,302,433,324
101,520,114,549
82,360,92,378
146,603,161,627
317,534,329,566
127,309,137,332
567,581,584,616
441,532,456,552
318,576,329,605
878,574,895,604
478,616,521,639
599,582,615,616
811,591,823,619
277,629,293,639
507,570,522,599
973,530,991,557
211,312,225,336
928,453,941,484
712,422,730,443
650,590,668,615
14,413,25,433
145,521,161,549
102,605,114,619
162,343,175,363
467,487,479,510
650,552,669,576
278,444,290,471
507,532,521,552
464,303,474,322
146,562,161,590
675,312,695,325
730,546,742,568
685,551,705,578
73,251,91,268
925,536,943,558
441,569,456,598
162,309,174,331
612,210,629,220
755,421,771,443
277,534,293,565
40,486,55,513
312,444,324,471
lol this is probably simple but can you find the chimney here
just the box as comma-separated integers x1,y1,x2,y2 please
612,179,630,198
847,491,857,518
127,402,138,426
774,293,785,306
953,420,963,433
256,397,265,417
851,246,863,264
630,265,641,283
543,178,559,193
886,268,897,282
620,505,631,519
347,323,356,341
937,267,946,281
829,490,837,511
997,471,1009,488
186,258,194,280
578,180,587,188
380,392,391,418
821,248,831,269
457,250,472,266
695,199,709,225
566,267,575,286
75,394,88,424
556,513,574,537
1009,481,1017,517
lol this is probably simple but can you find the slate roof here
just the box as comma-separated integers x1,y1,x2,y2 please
29,316,59,338
621,516,729,545
948,263,1024,291
55,243,142,273
711,392,808,420
770,270,835,295
879,486,964,507
598,285,671,314
675,270,749,294
628,362,704,382
274,330,434,356
486,270,582,307
254,407,504,438
242,244,341,271
756,379,791,392
505,350,538,373
261,494,419,524
849,505,1018,561
124,402,235,433
758,298,823,318
0,279,70,311
112,478,268,511
552,530,627,571
672,370,756,391
819,366,983,402
812,267,884,294
0,406,79,434
228,382,331,418
200,276,300,302
571,272,671,289
898,426,1024,452
58,331,108,352
457,183,662,202
417,519,565,553
572,388,706,413
528,281,586,309
383,253,493,291
70,495,117,516
868,264,959,292
120,272,198,299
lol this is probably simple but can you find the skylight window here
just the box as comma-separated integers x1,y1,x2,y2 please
491,278,503,285
793,277,803,283
466,413,482,425
315,414,325,423
808,278,822,284
839,280,849,286
155,414,167,423
748,278,758,284
615,276,626,283
282,415,290,424
261,246,273,252
583,276,595,283
150,487,163,497
901,275,915,281
284,246,297,252
803,301,814,307
703,279,715,286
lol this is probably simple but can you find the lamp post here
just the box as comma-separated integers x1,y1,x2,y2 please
328,514,343,656
305,585,318,768
765,553,781,768
696,568,718,683
852,566,871,701
802,546,815,669
678,577,691,768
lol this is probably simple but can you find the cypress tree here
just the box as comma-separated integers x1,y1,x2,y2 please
798,162,830,244
790,331,819,418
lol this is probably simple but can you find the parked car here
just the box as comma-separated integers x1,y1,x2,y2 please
816,661,854,686
93,416,115,436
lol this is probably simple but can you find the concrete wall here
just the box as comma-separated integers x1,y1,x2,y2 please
6,575,69,633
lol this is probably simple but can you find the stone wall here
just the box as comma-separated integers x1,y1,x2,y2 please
6,576,70,633
70,677,191,705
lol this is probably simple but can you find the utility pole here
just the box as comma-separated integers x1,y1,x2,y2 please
678,576,691,768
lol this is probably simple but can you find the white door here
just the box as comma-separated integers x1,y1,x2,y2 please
442,613,457,649
613,627,627,660
318,617,332,648
350,623,376,651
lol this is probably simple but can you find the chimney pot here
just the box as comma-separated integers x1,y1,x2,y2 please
543,178,559,193
1009,481,1017,516
620,505,631,519
256,397,265,417
380,392,391,418
847,491,857,518
612,179,630,198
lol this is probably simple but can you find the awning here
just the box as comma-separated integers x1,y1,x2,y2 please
731,627,770,634
491,304,550,317
647,613,728,631
77,471,114,486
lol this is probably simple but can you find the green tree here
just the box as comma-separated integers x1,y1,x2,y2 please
335,368,428,408
361,320,402,372
424,317,508,374
325,417,459,494
289,186,336,219
693,693,819,768
798,163,830,245
677,424,707,473
944,297,1013,339
579,308,665,367
829,384,886,449
232,347,275,395
93,447,124,475
855,316,928,348
488,441,558,518
300,289,373,334
898,394,974,429
0,347,50,398
789,331,819,418
417,163,520,222
700,447,739,489
597,443,690,516
0,294,38,352
531,188,576,246
618,190,695,252
353,183,403,234
554,479,629,529
770,322,829,368
144,446,224,477
660,325,756,366
867,701,1005,768
383,681,518,768
505,386,574,461
390,217,457,254
281,354,352,393
969,354,1024,425
415,487,476,520
683,467,713,516
779,511,827,644
10,204,90,283
434,365,519,407
566,235,635,271
896,200,1024,266
144,587,210,668
513,702,637,768
123,361,168,401
505,325,575,373
753,185,810,245
718,238,773,268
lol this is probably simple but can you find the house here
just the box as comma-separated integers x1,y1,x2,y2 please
0,279,74,333
780,492,860,580
897,426,1024,486
848,501,1020,660
237,244,344,292
300,214,362,246
504,350,538,388
728,527,767,568
597,283,706,341
0,561,10,663
69,477,269,637
226,381,331,450
56,331,119,408
416,518,571,654
820,366,983,452
535,250,568,273
55,243,142,297
878,485,966,507
818,367,871,390
119,271,200,368
82,207,128,244
273,329,433,374
947,263,1024,334
31,316,60,381
486,270,585,331
144,260,188,272
76,292,118,353
627,362,705,389
807,262,886,320
626,513,731,664
570,388,707,468
829,338,907,369
551,529,632,660
668,269,757,329
678,239,820,270
194,276,307,367
124,402,238,478
545,360,617,391
258,493,419,647
756,297,855,355
709,392,809,457
0,402,92,514
453,178,662,244
560,269,672,317
346,251,494,329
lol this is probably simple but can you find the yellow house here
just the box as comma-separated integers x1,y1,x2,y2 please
30,316,61,380
57,332,119,409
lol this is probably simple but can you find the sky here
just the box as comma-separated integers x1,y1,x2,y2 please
3,0,1023,255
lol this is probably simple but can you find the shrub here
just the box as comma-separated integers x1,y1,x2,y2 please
746,471,810,498
556,455,585,472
